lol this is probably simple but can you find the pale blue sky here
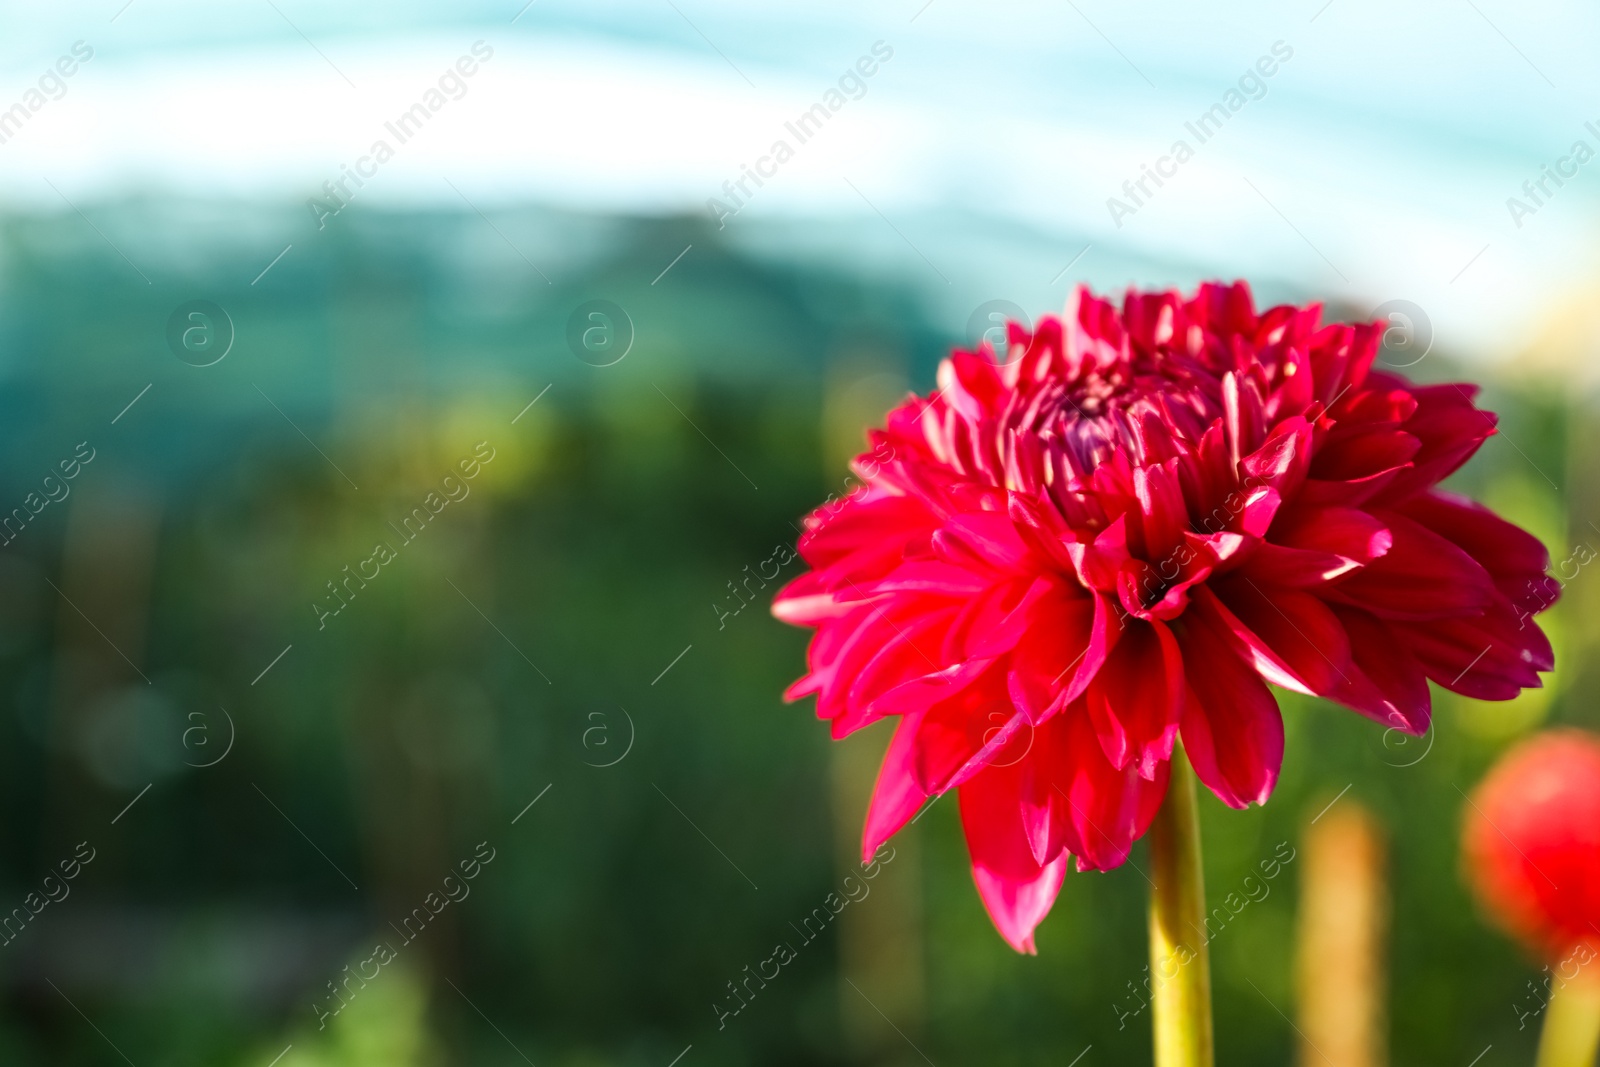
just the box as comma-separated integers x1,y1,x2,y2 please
1,0,1597,363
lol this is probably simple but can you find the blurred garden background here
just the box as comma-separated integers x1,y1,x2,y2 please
2,1,1600,1065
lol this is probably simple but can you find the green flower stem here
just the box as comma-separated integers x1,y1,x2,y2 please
1147,747,1215,1067
1536,970,1600,1067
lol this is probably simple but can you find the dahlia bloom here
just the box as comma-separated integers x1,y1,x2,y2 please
774,281,1557,952
1463,730,1600,961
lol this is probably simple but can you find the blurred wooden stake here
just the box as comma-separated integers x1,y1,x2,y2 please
1295,799,1389,1067
1536,969,1600,1067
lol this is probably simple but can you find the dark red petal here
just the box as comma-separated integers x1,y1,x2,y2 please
799,492,932,569
1207,578,1352,696
1391,596,1552,700
1085,619,1184,777
1395,490,1553,597
1240,416,1312,499
958,577,1058,660
839,607,958,735
1067,514,1132,592
1223,370,1267,465
1297,466,1408,508
772,570,852,626
870,560,989,596
1239,485,1283,541
933,511,1032,575
865,656,993,720
1375,380,1497,500
1311,428,1420,483
1135,459,1188,561
910,669,1031,794
1004,587,1101,723
1243,505,1392,588
1324,605,1432,735
959,761,1070,953
1178,607,1284,809
861,712,929,864
1326,511,1494,620
940,580,1021,663
1034,708,1170,872
1016,745,1066,867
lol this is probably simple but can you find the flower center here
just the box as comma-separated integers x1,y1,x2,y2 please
1036,356,1223,471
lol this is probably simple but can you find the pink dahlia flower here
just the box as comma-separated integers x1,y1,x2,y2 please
1463,730,1600,961
774,281,1557,952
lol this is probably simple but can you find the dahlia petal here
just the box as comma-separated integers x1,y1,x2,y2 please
1373,380,1496,500
1123,288,1183,351
1395,490,1554,598
1327,384,1417,429
943,349,1005,420
870,560,990,596
1085,619,1183,777
1066,514,1132,592
1261,322,1317,418
1307,321,1381,405
933,511,1032,575
1236,485,1282,539
1306,320,1354,406
959,755,1071,953
861,712,929,864
1244,544,1361,588
1345,321,1384,389
772,570,854,626
961,577,1059,660
1047,707,1170,871
1243,505,1392,587
1189,528,1249,569
1178,607,1284,808
1223,370,1266,465
1135,459,1188,560
866,657,994,720
1324,605,1432,734
783,600,886,706
969,844,1069,955
1207,579,1352,696
799,493,932,569
911,670,1031,793
1004,589,1100,722
1013,761,1056,868
1190,280,1258,339
940,579,1025,661
1310,428,1420,483
1177,422,1237,518
840,607,958,736
1240,416,1312,498
1391,597,1552,700
1297,467,1408,508
1006,490,1086,575
1326,511,1494,620
1065,592,1127,703
1116,552,1218,621
1066,285,1126,373
1009,315,1063,386
815,598,950,724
